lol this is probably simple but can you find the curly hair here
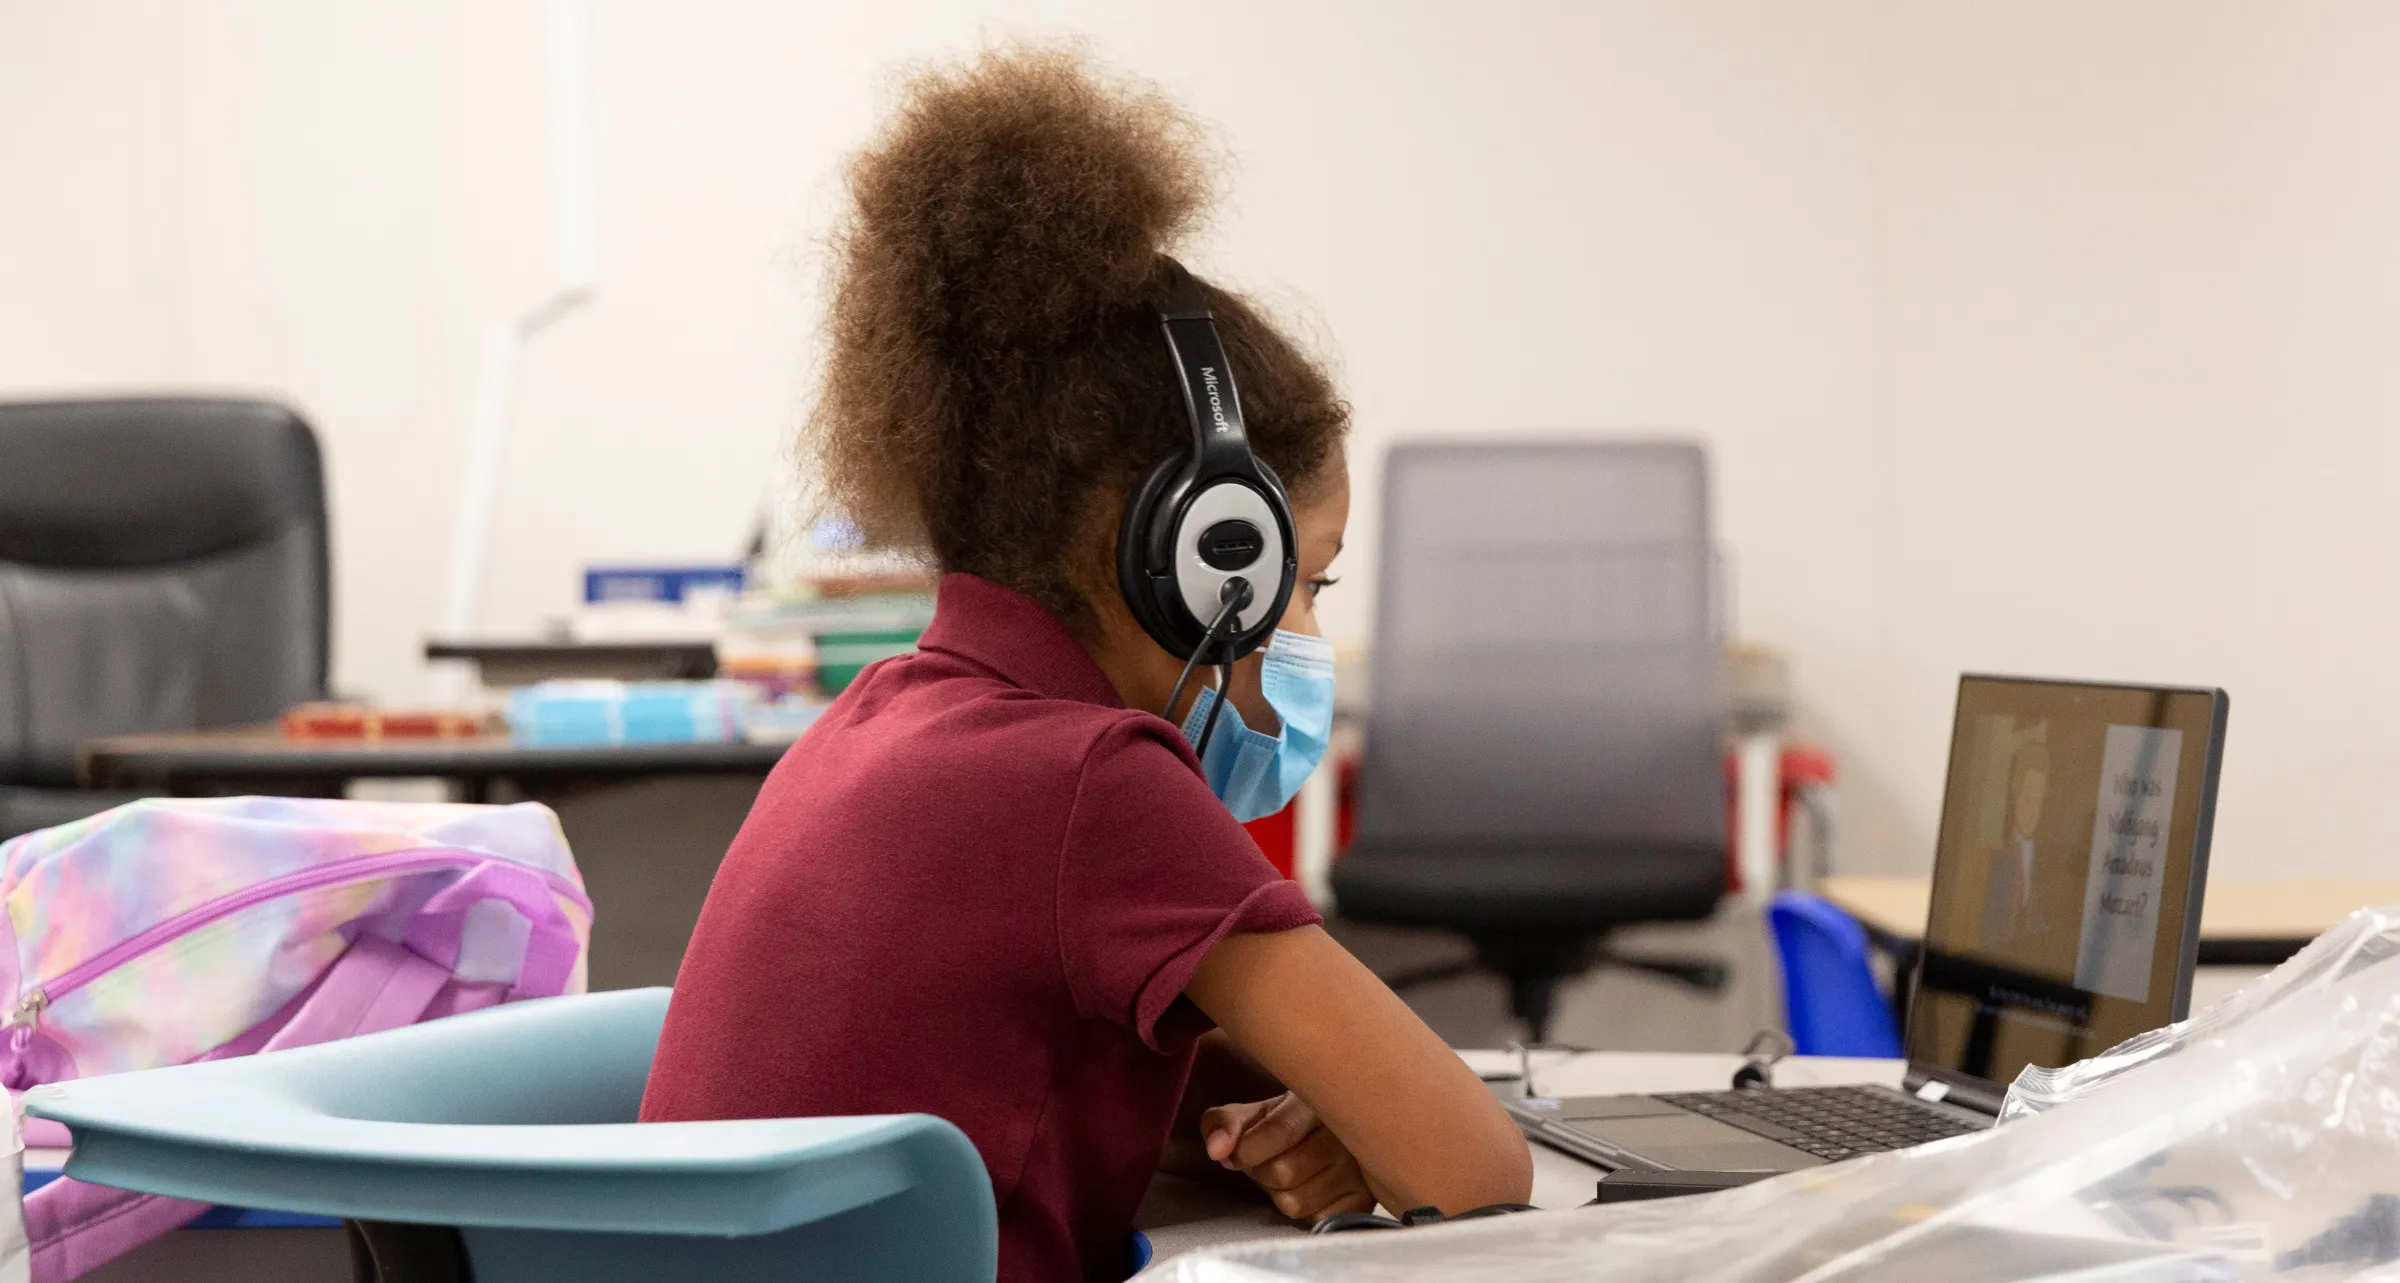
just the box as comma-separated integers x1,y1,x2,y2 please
805,44,1350,632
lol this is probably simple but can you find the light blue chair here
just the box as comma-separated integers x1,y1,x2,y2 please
26,988,998,1282
1766,891,1904,1059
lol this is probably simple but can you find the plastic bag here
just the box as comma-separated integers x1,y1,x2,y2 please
1170,903,2400,1282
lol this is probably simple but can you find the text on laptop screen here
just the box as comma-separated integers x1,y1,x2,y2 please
1905,677,2225,1090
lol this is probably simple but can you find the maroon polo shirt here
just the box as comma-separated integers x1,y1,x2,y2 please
641,573,1319,1282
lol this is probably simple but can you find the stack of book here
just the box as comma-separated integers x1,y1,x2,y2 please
506,680,757,747
719,574,937,697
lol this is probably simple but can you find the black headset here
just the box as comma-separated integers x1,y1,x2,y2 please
1115,258,1299,671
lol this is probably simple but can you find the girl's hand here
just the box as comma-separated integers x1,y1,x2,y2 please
1201,1092,1380,1223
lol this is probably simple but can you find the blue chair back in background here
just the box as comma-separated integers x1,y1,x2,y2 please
28,988,999,1283
1766,891,1904,1059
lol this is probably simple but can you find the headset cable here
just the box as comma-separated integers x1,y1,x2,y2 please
1166,579,1252,760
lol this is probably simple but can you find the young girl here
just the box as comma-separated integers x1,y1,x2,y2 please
641,46,1530,1281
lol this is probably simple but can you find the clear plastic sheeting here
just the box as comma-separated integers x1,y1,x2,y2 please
1998,902,2400,1124
1169,904,2400,1283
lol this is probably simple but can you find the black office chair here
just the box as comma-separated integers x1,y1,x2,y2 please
1331,441,1729,1043
0,398,331,841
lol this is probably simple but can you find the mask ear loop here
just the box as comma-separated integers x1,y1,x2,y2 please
1164,579,1253,756
1191,662,1234,760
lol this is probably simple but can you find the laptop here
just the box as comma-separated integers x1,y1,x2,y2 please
1507,674,2230,1173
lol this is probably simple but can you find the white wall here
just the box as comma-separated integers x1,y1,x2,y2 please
1,1,2393,880
1,0,469,717
1865,1,2400,878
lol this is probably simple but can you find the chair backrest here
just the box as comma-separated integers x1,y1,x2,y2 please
1355,440,1725,847
1767,891,1904,1058
0,398,329,785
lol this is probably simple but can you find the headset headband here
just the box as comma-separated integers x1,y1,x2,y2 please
1155,260,1258,484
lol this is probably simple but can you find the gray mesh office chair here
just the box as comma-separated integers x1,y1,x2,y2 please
0,398,330,840
1331,441,1728,1042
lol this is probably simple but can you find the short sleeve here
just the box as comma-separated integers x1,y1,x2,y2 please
1056,717,1321,1051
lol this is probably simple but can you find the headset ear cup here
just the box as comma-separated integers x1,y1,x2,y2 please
1116,453,1202,657
1118,464,1302,664
1212,461,1298,662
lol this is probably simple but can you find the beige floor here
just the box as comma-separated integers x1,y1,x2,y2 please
1327,906,1786,1054
81,1228,350,1283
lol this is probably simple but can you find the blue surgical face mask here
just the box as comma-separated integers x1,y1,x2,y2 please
1179,629,1336,823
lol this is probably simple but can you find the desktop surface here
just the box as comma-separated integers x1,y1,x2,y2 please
1822,875,2399,964
80,725,787,789
1133,1049,1900,1270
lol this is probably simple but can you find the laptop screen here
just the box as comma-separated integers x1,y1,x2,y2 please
1904,675,2228,1093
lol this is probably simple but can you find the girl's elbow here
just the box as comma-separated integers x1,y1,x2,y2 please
1484,1126,1535,1206
1478,1092,1534,1201
1434,1115,1533,1212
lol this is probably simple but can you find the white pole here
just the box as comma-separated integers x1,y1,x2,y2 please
1295,758,1339,910
431,0,598,707
1735,730,1782,905
441,321,522,639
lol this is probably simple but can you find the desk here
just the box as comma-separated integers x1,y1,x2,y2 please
80,726,787,803
1135,1049,1900,1272
424,638,720,685
1820,874,2400,967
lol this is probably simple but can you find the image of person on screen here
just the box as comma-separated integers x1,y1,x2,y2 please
1978,737,2050,949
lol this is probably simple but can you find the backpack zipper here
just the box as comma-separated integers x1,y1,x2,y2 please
2,848,590,1030
7,988,46,1030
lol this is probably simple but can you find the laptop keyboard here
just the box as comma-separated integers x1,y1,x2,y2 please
1654,1086,1981,1162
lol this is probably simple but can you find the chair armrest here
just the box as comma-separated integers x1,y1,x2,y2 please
36,1106,980,1237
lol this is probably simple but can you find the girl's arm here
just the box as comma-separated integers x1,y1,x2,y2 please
1184,925,1533,1214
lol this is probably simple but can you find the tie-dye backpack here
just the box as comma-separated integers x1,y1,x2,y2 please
0,796,592,1281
